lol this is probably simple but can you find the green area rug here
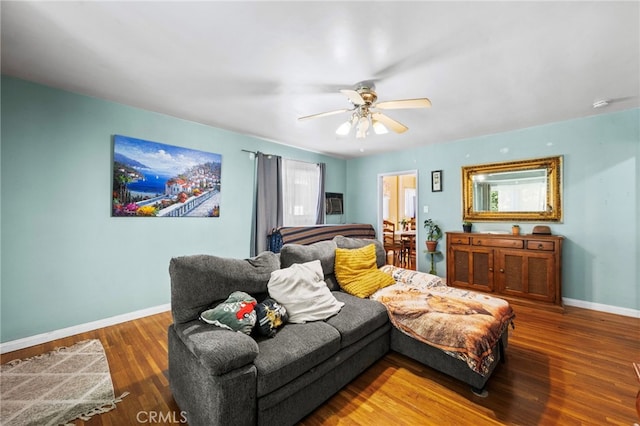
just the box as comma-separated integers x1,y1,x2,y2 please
0,339,128,425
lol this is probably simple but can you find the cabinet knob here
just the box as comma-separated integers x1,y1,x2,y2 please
477,240,482,244
500,268,505,273
538,244,544,249
489,267,493,272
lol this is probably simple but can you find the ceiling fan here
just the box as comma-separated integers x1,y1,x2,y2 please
298,81,431,139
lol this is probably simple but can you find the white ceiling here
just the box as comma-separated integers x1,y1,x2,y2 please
2,1,639,159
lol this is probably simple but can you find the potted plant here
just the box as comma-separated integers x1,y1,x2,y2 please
423,219,443,252
462,221,472,233
512,224,520,235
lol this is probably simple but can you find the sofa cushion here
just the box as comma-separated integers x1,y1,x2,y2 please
254,322,341,397
267,260,344,323
334,244,395,298
325,292,390,348
169,251,280,324
279,240,339,290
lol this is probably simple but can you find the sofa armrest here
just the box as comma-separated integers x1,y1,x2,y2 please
173,322,259,375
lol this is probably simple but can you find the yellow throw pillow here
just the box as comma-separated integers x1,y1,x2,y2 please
334,244,396,298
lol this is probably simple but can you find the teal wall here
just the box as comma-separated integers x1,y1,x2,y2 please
346,109,639,311
0,77,347,343
2,76,637,344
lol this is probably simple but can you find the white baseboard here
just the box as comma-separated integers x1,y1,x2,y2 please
562,298,640,318
0,303,171,355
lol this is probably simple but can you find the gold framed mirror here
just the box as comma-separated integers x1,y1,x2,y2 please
462,156,563,222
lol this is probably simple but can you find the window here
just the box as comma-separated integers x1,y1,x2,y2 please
282,159,321,226
404,188,416,218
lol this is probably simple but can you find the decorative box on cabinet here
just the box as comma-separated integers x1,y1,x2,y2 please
446,232,563,309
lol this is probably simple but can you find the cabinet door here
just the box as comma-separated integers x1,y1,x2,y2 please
497,249,555,302
448,245,494,291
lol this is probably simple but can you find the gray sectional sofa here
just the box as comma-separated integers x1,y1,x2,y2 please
168,236,508,426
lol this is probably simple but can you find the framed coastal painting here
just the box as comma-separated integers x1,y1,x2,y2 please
112,135,222,217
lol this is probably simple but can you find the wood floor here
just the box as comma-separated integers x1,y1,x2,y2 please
2,304,638,425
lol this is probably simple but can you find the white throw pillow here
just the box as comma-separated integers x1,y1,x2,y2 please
267,260,344,323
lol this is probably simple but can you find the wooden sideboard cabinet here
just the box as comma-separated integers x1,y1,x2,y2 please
446,232,563,308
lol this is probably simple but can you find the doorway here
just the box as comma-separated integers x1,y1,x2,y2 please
378,170,418,270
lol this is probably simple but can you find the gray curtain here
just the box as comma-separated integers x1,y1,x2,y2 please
315,162,326,225
254,153,283,255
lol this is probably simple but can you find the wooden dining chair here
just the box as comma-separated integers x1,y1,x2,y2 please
400,217,416,269
401,234,416,269
383,220,402,266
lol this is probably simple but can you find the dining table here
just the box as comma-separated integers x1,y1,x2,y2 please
395,229,416,269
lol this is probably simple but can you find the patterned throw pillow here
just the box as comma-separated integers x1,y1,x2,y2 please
254,298,288,337
334,244,396,298
379,265,445,290
200,291,257,335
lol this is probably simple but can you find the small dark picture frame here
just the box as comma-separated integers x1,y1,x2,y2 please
431,170,443,192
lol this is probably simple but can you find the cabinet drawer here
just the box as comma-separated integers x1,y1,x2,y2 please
450,236,470,245
527,240,555,251
472,237,524,249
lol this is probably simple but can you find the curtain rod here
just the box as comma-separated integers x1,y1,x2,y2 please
242,149,276,156
241,150,323,167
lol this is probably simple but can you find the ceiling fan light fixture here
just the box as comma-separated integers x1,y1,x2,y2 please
335,120,352,136
301,82,429,139
372,120,388,135
356,115,370,139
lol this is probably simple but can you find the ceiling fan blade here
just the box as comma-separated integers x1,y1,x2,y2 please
376,98,432,109
371,112,408,134
298,108,351,121
340,89,365,105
